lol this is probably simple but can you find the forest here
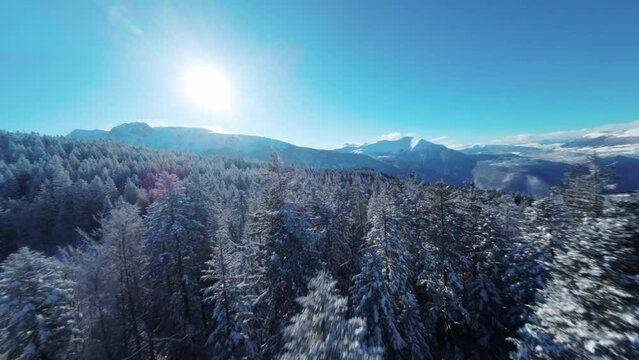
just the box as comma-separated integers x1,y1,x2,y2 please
0,130,637,359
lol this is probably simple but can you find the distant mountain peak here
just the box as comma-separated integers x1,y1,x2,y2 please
338,136,436,156
409,136,423,149
110,122,153,137
112,122,152,131
65,121,639,196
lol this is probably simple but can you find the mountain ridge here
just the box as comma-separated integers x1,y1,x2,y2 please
68,122,639,195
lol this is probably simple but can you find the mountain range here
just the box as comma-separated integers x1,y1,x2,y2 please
68,122,639,196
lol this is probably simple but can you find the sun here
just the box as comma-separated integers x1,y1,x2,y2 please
182,64,234,113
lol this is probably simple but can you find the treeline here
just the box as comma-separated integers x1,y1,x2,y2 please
0,131,262,256
0,131,637,359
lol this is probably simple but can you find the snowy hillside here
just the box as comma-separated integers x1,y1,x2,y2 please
69,123,639,195
463,120,639,160
69,122,394,172
2,130,638,360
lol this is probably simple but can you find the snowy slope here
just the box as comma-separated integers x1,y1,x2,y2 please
69,123,395,172
69,123,639,195
337,137,478,184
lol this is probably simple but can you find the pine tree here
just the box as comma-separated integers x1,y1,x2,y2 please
514,208,639,359
458,186,508,358
419,181,469,358
143,172,208,356
281,272,383,360
123,178,140,205
61,239,119,360
0,247,78,360
503,201,554,335
202,220,259,360
308,185,354,293
366,183,430,359
252,153,318,356
396,175,426,286
351,251,405,355
557,154,610,220
101,200,149,358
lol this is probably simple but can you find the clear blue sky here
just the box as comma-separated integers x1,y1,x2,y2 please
1,0,638,149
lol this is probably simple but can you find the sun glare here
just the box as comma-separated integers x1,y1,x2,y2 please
182,64,233,113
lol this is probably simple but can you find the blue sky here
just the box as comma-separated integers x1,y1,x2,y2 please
1,0,638,149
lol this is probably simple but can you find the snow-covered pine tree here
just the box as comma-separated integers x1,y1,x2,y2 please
523,197,568,270
514,204,639,359
61,239,120,360
0,247,77,360
495,194,526,246
202,218,259,360
418,181,469,358
308,185,354,293
351,250,405,356
101,200,149,358
396,174,426,286
251,153,318,357
557,153,611,220
123,178,140,205
379,181,431,360
347,175,371,257
143,172,209,356
503,196,569,357
281,272,383,360
184,169,218,331
457,186,509,359
351,184,430,359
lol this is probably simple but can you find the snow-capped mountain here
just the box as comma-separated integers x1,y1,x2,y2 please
460,145,543,156
557,135,639,158
69,122,639,195
338,136,424,155
336,137,477,184
466,120,639,159
69,123,395,172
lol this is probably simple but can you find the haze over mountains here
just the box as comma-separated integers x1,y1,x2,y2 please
69,121,639,195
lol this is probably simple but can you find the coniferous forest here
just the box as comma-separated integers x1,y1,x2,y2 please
0,130,637,360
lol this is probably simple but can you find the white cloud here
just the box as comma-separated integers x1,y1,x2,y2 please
377,132,403,141
429,136,449,143
490,119,639,146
